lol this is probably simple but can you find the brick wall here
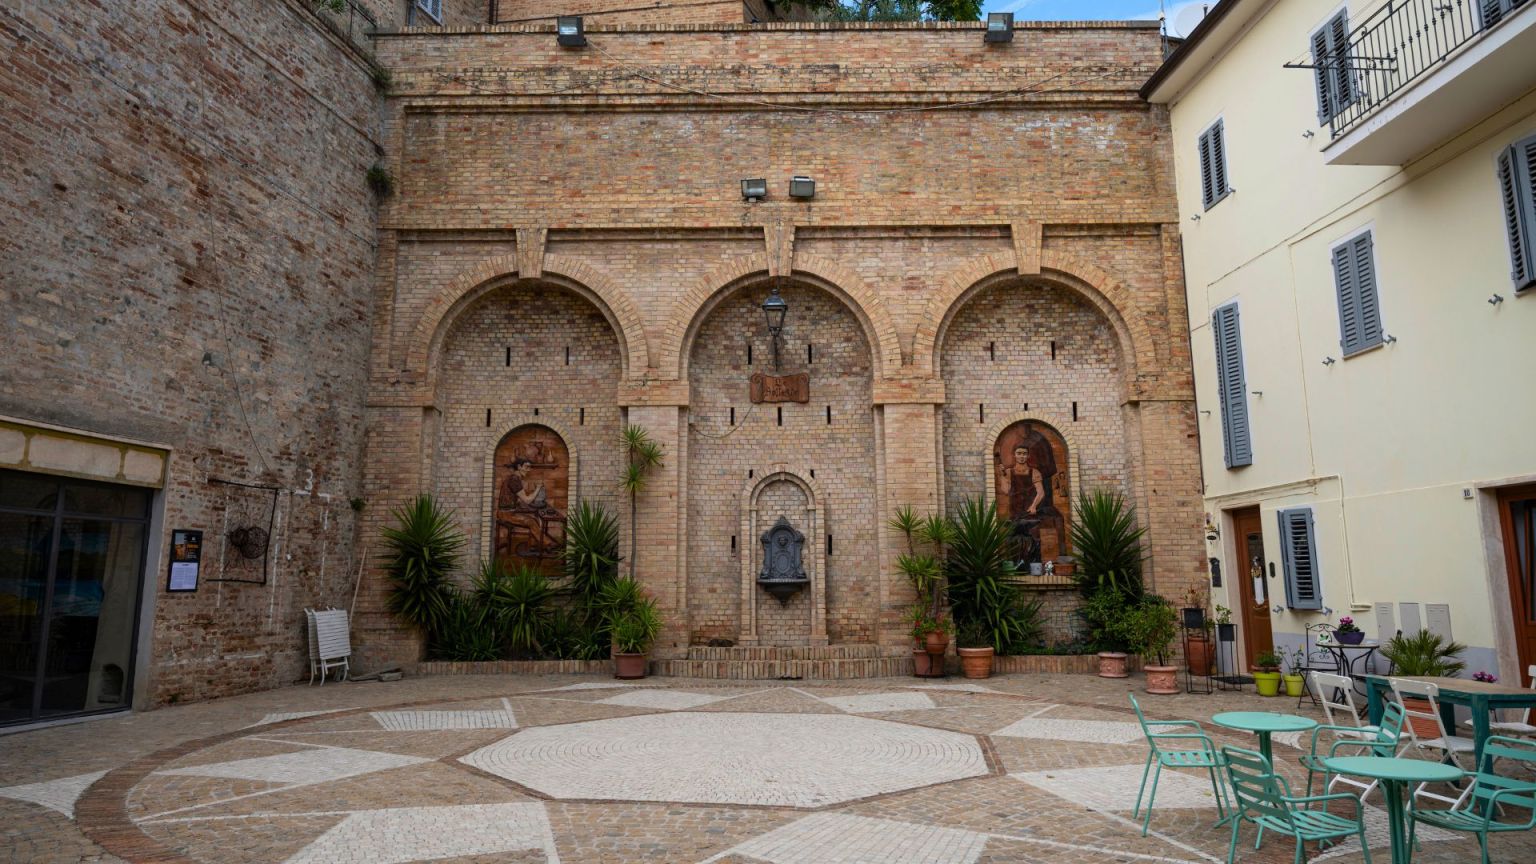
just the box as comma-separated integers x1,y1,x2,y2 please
0,0,383,704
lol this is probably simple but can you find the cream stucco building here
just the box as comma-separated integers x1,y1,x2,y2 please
1146,0,1536,680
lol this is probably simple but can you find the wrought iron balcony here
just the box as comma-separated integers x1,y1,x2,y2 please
1297,0,1536,164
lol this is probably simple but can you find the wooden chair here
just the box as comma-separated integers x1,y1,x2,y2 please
1221,745,1372,864
1390,677,1477,807
1410,735,1536,864
1128,693,1229,836
1299,699,1406,802
1462,664,1536,738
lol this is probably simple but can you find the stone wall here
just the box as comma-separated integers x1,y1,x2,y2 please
0,0,384,704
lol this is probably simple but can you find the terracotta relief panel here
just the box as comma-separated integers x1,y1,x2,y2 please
493,425,568,577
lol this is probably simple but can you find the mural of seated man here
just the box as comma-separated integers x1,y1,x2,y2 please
493,429,569,575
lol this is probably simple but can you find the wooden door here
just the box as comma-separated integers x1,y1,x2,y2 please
1499,486,1536,686
1233,507,1274,669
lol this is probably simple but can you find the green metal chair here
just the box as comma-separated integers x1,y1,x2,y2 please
1410,735,1536,864
1221,745,1372,864
1299,699,1407,801
1128,693,1229,836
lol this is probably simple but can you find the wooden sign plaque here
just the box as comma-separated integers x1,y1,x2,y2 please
749,372,810,403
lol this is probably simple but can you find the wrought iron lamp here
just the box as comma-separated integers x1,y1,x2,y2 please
761,285,789,371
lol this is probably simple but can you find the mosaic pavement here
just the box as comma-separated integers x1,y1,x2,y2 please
2,673,1532,863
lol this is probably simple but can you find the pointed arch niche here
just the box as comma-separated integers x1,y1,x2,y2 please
738,466,827,646
982,415,1081,585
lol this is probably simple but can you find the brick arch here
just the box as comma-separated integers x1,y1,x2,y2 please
402,254,649,389
912,251,1155,383
658,252,904,380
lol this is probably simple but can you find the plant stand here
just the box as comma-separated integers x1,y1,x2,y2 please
1212,623,1252,692
1181,623,1212,695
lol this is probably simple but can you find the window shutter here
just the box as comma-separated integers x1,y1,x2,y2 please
1212,304,1252,468
1210,120,1228,204
1482,0,1508,28
1312,28,1334,125
1334,232,1383,356
1313,12,1355,124
1198,129,1215,209
1279,508,1322,610
1499,136,1536,290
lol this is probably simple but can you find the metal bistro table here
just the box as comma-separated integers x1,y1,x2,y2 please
1323,756,1463,864
1365,674,1536,765
1211,711,1317,766
1321,640,1382,695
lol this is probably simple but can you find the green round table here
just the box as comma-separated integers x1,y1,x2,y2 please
1323,756,1463,864
1211,711,1317,766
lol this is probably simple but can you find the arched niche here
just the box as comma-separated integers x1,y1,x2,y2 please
485,423,573,578
738,467,827,647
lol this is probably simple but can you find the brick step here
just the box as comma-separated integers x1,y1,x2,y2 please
683,644,897,662
652,655,915,680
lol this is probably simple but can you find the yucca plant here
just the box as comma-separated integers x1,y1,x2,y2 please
612,596,662,654
1069,489,1146,600
473,560,554,658
945,498,1041,653
562,500,621,602
620,425,665,581
380,494,464,639
432,592,500,661
1381,630,1468,677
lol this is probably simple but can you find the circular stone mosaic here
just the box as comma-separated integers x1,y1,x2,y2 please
461,711,989,807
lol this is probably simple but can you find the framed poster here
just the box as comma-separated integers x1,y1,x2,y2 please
167,529,202,592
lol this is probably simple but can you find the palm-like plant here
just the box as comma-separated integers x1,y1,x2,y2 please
380,494,464,639
473,560,554,657
945,498,1041,653
1381,630,1468,677
1069,489,1146,599
620,425,664,581
432,592,500,661
562,500,621,602
611,597,662,654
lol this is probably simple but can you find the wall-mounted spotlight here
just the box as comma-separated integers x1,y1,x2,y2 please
741,178,767,201
557,16,586,47
789,176,815,199
985,12,1014,42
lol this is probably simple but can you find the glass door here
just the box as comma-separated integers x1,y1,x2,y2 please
0,470,150,726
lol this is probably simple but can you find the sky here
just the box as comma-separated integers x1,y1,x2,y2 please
978,0,1215,34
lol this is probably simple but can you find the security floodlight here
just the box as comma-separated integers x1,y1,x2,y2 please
741,178,768,201
985,13,1014,43
557,16,586,47
788,176,815,199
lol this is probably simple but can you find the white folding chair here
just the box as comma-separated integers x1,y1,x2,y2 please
1310,671,1379,741
1462,664,1536,737
1391,677,1476,807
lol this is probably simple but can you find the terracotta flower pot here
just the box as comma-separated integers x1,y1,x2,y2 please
1402,696,1443,740
958,646,995,679
1144,664,1180,695
613,652,648,680
1097,651,1129,678
912,647,933,677
1185,635,1216,676
924,630,950,656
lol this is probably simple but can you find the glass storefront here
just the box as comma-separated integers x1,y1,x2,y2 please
0,469,151,726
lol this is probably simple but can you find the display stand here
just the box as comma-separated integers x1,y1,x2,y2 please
1212,622,1253,691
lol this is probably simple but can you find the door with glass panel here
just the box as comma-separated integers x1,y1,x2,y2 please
0,469,150,725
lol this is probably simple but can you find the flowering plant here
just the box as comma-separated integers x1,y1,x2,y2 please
1473,670,1499,683
1335,616,1362,634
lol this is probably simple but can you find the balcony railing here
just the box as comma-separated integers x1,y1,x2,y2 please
1311,0,1525,139
309,0,380,60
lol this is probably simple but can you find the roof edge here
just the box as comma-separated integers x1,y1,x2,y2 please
1139,0,1245,102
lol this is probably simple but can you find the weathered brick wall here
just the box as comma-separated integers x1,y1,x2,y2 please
0,0,382,704
355,21,1204,664
494,0,752,25
687,284,877,645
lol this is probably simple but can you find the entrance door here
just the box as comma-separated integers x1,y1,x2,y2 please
1233,507,1274,669
1500,485,1536,686
0,470,150,726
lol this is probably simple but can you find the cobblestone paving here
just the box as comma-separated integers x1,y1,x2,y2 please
2,672,1534,862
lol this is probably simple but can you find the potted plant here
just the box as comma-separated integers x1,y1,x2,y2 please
956,618,995,679
891,507,956,674
945,498,1042,664
1381,630,1468,738
1282,646,1307,698
1125,598,1181,695
1213,604,1235,643
1253,650,1282,697
1079,589,1132,678
610,599,661,679
1180,584,1215,676
1334,615,1366,645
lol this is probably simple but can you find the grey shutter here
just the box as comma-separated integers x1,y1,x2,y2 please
1498,136,1536,290
1333,232,1383,356
1279,508,1322,610
1313,12,1354,124
1198,129,1215,209
1212,304,1251,468
1482,0,1508,28
1210,120,1228,204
